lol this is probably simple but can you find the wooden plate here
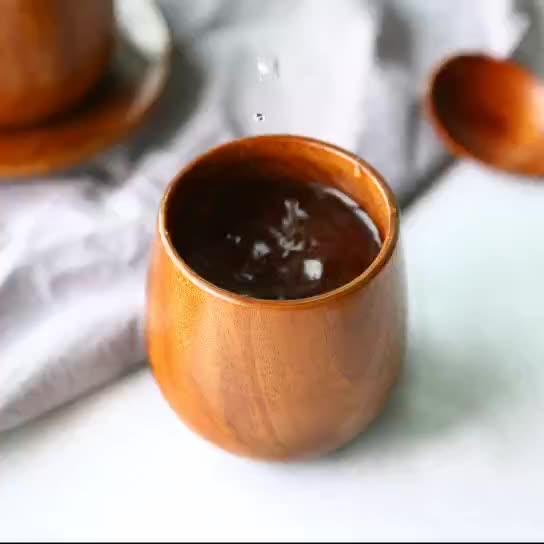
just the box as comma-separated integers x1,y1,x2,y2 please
0,0,172,179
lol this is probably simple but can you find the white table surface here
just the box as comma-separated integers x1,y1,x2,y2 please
1,162,544,542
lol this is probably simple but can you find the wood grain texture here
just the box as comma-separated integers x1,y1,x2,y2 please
0,20,171,179
146,136,406,461
426,54,544,176
0,0,114,128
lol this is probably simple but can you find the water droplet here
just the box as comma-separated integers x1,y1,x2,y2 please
226,233,242,244
239,272,254,282
252,241,271,259
304,259,323,281
256,55,280,82
254,112,265,122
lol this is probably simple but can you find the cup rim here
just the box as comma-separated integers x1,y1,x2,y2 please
159,135,400,309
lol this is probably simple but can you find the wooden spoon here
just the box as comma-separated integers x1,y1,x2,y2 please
426,54,544,176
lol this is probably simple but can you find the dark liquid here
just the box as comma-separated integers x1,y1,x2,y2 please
170,178,382,300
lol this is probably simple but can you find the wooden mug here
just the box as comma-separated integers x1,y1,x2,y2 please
0,0,114,128
146,136,406,461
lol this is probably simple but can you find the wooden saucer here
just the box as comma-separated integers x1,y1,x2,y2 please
0,0,172,179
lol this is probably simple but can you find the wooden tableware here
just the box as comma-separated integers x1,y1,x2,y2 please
146,135,406,461
426,53,544,176
0,0,171,179
0,0,114,128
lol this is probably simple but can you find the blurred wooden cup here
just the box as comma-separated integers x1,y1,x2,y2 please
0,0,114,128
146,136,406,461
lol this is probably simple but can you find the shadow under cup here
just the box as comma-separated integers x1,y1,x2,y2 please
146,136,406,461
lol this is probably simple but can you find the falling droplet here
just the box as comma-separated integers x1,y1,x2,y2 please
256,55,280,82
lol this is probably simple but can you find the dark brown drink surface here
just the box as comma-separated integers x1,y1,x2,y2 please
170,177,382,300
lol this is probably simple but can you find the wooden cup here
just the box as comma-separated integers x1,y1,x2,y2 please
146,136,406,461
0,0,114,128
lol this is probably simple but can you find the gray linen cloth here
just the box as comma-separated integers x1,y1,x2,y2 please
0,0,530,431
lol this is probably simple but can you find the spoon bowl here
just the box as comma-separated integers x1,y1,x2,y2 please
427,54,544,176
